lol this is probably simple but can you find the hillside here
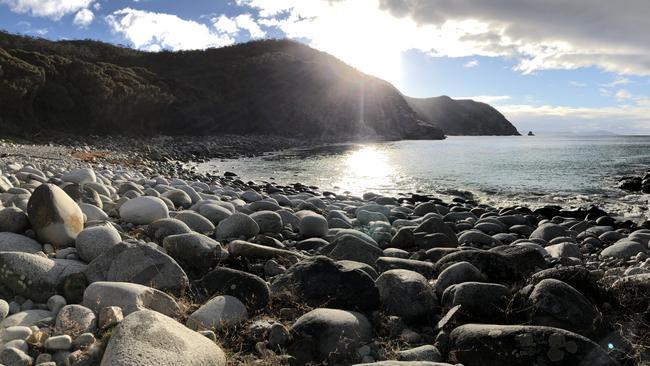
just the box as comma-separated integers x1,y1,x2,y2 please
0,32,443,140
405,95,520,135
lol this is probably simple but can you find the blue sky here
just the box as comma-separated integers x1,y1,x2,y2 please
2,0,650,134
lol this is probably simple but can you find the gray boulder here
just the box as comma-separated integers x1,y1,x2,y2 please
441,282,510,321
434,261,485,296
192,267,270,311
186,295,248,331
299,213,328,238
83,281,181,317
289,308,372,364
75,224,121,263
216,213,259,240
54,304,96,338
173,210,215,234
600,240,646,259
144,218,192,243
0,252,86,302
85,241,188,295
448,324,617,366
0,232,42,253
163,233,227,276
250,211,283,234
530,223,569,243
100,309,226,365
376,269,436,321
118,196,169,225
0,207,29,233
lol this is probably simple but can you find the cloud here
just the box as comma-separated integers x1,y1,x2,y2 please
377,0,650,76
463,60,479,68
500,103,650,133
0,0,93,20
73,8,94,27
569,81,586,87
615,89,632,101
213,13,266,38
454,95,511,104
601,77,631,88
106,8,235,51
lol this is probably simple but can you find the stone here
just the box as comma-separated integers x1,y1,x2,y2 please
0,309,52,328
269,323,290,349
0,347,32,365
144,218,192,243
54,305,97,338
61,168,96,184
72,332,96,348
600,240,646,259
448,324,617,366
0,300,9,321
44,334,72,350
163,233,227,276
397,345,442,362
173,210,215,234
530,223,569,243
441,282,510,321
376,269,436,321
544,242,582,258
0,232,42,253
197,203,233,224
0,252,86,302
250,210,283,234
216,212,260,240
0,207,29,233
83,281,181,317
375,257,435,278
299,213,329,238
192,267,270,311
289,308,372,364
75,224,121,263
80,203,109,221
100,309,227,365
414,217,458,244
324,234,384,268
186,295,248,331
27,183,84,248
84,241,188,295
1,326,32,342
118,196,169,225
434,250,515,283
612,273,650,310
458,230,501,247
47,294,67,314
434,261,486,296
161,189,192,209
98,306,124,329
228,240,303,262
271,256,379,310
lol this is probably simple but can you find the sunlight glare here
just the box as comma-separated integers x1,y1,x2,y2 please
335,146,394,193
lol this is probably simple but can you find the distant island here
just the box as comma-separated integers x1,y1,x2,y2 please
0,31,518,141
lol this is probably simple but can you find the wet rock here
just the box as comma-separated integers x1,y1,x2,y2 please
250,210,283,234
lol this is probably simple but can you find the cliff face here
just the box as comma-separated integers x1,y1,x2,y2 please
405,95,520,136
0,32,444,140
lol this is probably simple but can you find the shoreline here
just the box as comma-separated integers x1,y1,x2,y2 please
1,138,649,365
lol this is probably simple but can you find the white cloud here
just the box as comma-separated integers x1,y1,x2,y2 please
0,0,93,20
73,8,94,27
454,95,511,104
569,81,586,87
615,89,632,101
602,77,631,88
463,60,479,68
106,8,235,51
235,0,650,77
213,13,266,38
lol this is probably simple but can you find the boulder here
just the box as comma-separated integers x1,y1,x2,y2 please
61,168,96,184
0,207,29,233
100,309,226,365
27,183,84,248
250,211,283,234
216,213,259,240
83,281,181,317
192,267,270,311
75,224,121,263
544,243,582,258
299,213,329,238
54,304,96,338
0,232,42,253
144,218,192,243
530,223,569,243
173,210,215,234
186,295,248,331
434,261,485,296
0,252,86,302
118,196,169,225
271,256,379,310
448,324,617,366
323,234,384,268
600,240,646,259
527,279,601,335
375,257,435,278
441,282,510,322
85,241,188,295
376,269,436,321
414,217,457,243
163,233,227,277
289,308,372,364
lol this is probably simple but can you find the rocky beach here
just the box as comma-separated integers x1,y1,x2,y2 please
0,139,647,366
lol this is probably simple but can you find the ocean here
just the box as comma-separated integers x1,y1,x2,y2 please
197,136,650,220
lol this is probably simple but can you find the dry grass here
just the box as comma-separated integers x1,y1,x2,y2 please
72,151,110,162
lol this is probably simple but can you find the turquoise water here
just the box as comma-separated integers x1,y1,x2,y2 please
197,136,650,219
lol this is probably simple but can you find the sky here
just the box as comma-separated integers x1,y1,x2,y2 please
2,0,650,134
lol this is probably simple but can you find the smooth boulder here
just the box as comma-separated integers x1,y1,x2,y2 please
27,183,84,248
118,196,169,225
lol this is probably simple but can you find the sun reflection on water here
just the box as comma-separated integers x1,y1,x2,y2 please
334,146,394,193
